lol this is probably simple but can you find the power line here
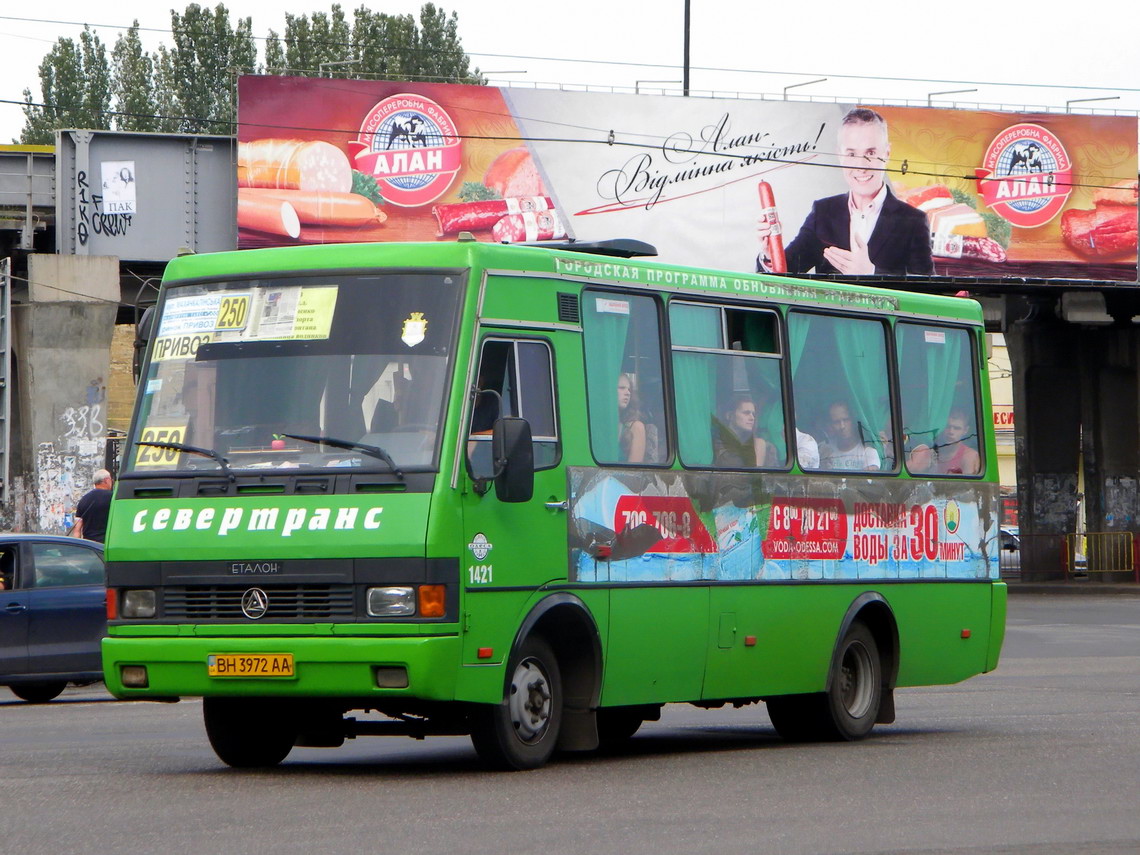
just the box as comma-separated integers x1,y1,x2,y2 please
3,95,1134,193
2,12,1138,99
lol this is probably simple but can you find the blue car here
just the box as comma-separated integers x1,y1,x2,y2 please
0,534,106,703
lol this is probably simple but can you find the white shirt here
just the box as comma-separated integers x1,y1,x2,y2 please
848,183,890,250
818,440,880,471
796,429,820,469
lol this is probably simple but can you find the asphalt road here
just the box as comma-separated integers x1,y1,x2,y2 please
2,593,1138,855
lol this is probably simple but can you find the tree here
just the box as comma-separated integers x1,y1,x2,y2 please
157,3,258,134
111,23,157,132
267,3,483,83
18,3,482,142
20,27,112,144
409,3,482,84
265,5,352,75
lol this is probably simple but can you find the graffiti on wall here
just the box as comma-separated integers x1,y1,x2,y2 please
77,170,134,246
36,380,108,533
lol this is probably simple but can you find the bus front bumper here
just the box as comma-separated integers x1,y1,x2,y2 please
102,632,462,701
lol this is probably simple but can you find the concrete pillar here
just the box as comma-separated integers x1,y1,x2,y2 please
1079,328,1139,581
1006,311,1082,580
4,254,119,533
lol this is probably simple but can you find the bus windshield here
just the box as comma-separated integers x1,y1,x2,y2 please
126,271,463,475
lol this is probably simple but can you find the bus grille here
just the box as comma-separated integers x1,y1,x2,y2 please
163,585,355,620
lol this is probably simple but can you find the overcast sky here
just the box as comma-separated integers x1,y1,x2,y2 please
2,1,1139,144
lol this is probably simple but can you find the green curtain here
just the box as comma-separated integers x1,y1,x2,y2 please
669,304,721,466
583,294,631,462
673,353,716,465
788,312,812,368
788,312,815,444
744,357,785,463
834,318,890,462
897,324,964,447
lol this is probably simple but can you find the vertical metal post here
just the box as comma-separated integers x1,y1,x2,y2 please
683,0,690,97
0,257,9,503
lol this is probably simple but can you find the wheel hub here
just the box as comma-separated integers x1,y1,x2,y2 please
509,658,551,743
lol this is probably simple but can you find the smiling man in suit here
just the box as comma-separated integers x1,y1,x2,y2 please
757,108,933,276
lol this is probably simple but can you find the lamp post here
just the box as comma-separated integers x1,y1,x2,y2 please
683,0,690,96
927,88,977,106
783,78,827,100
1065,95,1120,113
318,59,362,77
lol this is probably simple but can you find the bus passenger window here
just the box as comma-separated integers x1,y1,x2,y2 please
788,312,891,472
468,338,559,479
669,302,786,469
896,324,981,476
583,292,666,465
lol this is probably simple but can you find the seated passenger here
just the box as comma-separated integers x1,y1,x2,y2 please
818,401,880,471
911,408,980,475
617,373,647,464
713,394,773,468
796,428,820,470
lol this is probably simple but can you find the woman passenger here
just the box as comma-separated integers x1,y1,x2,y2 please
617,373,647,463
713,394,773,468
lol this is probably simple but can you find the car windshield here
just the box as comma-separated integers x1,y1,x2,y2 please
125,271,463,475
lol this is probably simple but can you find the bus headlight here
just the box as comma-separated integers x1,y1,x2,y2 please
122,589,156,618
367,587,416,617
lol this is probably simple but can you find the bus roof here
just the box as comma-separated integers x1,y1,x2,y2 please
162,241,983,323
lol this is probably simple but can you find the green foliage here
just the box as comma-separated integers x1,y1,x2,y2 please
950,187,1011,247
19,3,480,142
267,3,484,83
351,171,385,205
980,211,1012,248
20,27,111,144
111,23,156,132
458,182,500,202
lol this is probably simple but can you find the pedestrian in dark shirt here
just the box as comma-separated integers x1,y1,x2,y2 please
73,468,113,543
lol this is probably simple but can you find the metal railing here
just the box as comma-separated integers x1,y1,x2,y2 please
1065,532,1138,582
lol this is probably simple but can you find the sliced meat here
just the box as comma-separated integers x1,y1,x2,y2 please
1061,204,1138,258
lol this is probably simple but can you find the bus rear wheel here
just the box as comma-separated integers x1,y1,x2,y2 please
767,621,882,742
470,636,562,770
203,697,297,768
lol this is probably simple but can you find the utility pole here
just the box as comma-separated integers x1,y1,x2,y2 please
683,0,690,96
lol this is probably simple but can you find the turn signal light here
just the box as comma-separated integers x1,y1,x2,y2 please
106,589,118,620
418,585,446,617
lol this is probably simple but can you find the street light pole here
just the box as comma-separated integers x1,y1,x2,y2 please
683,0,690,96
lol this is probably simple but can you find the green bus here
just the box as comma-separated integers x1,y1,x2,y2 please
103,237,1006,769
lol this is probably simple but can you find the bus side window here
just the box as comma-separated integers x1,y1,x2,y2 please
896,324,982,476
670,302,785,469
583,292,667,465
788,312,891,473
468,338,559,479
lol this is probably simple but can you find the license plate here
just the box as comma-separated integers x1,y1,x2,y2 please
207,653,294,677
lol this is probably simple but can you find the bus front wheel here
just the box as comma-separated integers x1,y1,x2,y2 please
204,697,297,768
767,621,882,742
470,636,563,770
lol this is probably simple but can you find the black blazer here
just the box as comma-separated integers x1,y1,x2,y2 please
760,191,934,276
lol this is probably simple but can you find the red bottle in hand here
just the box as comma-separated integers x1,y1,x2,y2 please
758,181,787,273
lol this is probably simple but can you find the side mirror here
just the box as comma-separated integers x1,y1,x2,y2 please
133,306,156,382
491,417,534,503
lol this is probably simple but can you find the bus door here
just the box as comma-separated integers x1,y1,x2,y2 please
460,333,568,665
579,288,710,706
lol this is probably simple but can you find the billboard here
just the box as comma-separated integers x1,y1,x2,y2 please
237,76,1138,281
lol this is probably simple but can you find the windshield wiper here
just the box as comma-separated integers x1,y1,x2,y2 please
136,440,234,480
281,433,404,479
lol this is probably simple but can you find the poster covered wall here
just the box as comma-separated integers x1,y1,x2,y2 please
237,76,1138,281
